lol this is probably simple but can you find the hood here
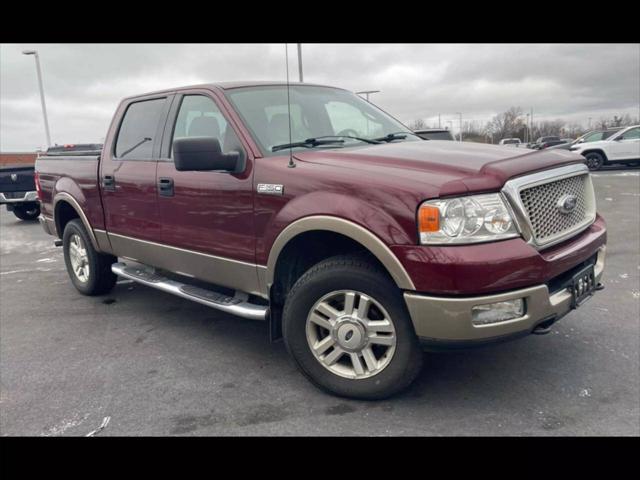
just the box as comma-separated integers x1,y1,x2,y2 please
294,140,583,196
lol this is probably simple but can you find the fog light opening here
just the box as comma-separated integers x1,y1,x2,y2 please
471,298,525,326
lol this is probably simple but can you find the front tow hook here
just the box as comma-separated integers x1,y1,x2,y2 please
532,318,555,335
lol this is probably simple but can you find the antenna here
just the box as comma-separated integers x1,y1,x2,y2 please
285,44,296,168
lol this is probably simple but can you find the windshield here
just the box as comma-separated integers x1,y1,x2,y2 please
225,85,418,156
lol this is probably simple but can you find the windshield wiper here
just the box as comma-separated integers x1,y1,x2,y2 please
272,137,345,152
312,135,382,145
373,131,421,143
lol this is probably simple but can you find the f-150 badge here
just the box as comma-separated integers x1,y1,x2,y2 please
257,184,284,195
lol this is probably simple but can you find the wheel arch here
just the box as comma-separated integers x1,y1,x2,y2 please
53,193,100,250
581,148,608,162
264,216,415,298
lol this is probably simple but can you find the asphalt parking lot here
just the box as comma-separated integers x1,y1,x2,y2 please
1,167,638,436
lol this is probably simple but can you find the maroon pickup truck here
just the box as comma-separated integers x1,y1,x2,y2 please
36,82,607,399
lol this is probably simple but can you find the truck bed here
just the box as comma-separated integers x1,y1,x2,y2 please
35,154,106,231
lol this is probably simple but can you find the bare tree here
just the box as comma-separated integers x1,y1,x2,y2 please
612,114,637,127
595,117,609,130
531,119,565,139
408,119,427,130
564,123,586,139
486,107,525,140
462,120,490,143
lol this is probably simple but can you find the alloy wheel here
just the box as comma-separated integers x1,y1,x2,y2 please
305,290,397,379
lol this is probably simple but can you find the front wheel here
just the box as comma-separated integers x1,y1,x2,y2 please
62,219,117,295
282,254,423,399
13,203,40,221
584,152,605,171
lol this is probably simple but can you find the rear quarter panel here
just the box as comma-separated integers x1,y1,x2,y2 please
35,156,104,230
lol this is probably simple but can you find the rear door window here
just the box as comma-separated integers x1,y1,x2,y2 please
115,98,167,159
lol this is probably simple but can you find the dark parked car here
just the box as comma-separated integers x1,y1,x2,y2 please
533,136,566,149
36,82,606,399
413,128,455,141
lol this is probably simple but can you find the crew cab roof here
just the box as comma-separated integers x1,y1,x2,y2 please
122,81,347,101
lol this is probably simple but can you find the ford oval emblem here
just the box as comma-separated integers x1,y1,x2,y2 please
10,173,18,182
557,194,578,214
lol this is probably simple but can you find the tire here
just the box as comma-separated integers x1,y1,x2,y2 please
282,254,423,400
584,152,605,171
12,203,40,221
62,219,117,295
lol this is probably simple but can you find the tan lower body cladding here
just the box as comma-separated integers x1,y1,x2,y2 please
107,233,265,298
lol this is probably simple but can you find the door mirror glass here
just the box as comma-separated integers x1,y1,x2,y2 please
173,136,239,172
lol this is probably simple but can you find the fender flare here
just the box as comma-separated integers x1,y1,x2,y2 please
580,148,608,161
53,192,100,250
264,216,416,291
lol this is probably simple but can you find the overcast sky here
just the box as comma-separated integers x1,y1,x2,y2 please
1,43,638,151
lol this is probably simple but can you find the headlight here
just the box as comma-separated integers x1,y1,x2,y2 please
418,193,520,245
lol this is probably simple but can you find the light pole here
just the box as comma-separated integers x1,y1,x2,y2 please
297,43,303,83
530,107,533,141
356,90,381,103
456,112,463,142
23,49,51,148
526,113,530,143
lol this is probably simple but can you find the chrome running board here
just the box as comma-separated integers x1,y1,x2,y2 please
111,262,267,321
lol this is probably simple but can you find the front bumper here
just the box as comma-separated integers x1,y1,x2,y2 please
404,245,606,345
0,191,38,204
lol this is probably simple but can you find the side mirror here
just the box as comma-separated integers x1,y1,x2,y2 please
173,136,240,172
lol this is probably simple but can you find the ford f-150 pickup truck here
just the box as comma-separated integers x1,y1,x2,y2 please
35,82,607,399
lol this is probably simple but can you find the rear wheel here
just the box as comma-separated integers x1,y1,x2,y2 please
282,254,423,399
584,152,605,171
12,203,40,221
62,219,117,295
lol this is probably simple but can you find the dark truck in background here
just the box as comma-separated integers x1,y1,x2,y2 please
0,163,40,220
35,82,607,399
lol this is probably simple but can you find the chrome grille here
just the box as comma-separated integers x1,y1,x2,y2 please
519,173,591,245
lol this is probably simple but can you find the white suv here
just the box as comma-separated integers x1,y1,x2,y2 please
570,125,640,170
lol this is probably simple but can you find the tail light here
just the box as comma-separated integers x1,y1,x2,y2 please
34,171,42,201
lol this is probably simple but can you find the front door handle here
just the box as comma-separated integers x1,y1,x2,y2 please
102,175,115,191
158,177,174,197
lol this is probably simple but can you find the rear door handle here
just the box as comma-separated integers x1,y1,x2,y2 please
102,175,115,191
158,177,174,197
